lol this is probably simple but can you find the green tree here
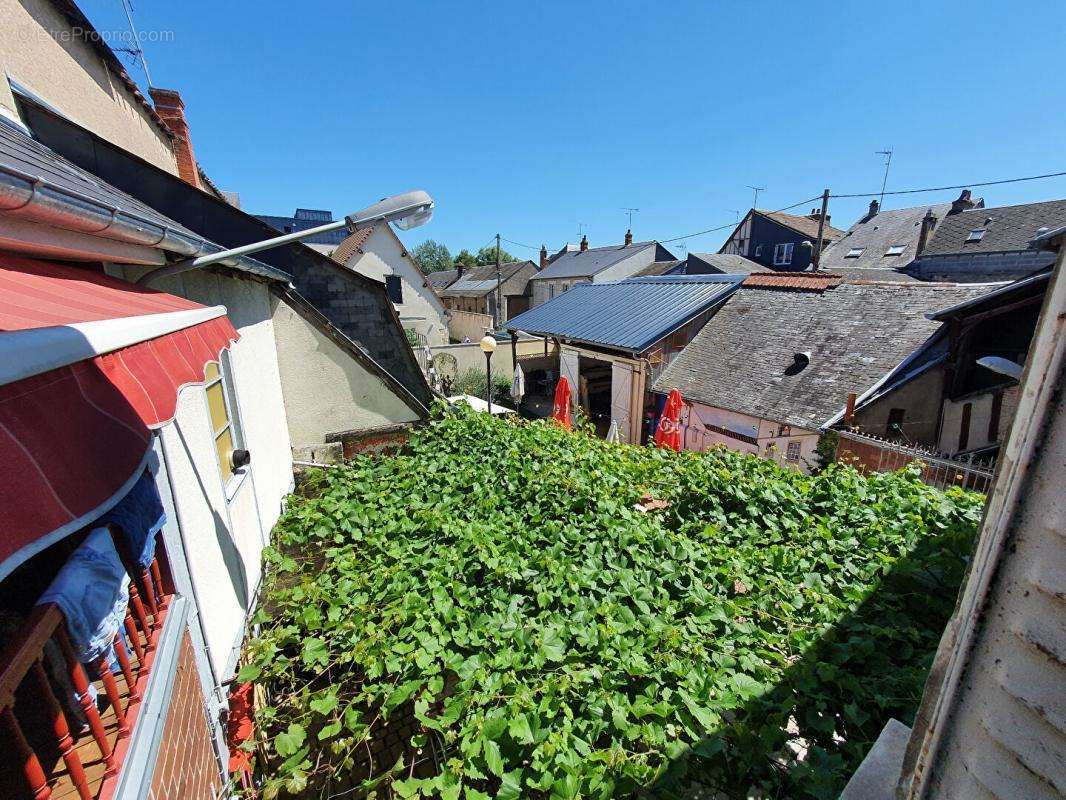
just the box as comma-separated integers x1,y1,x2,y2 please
476,244,516,265
454,249,478,268
410,239,452,273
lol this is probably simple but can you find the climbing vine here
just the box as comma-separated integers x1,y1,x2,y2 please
241,404,983,799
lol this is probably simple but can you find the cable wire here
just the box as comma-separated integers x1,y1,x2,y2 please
659,194,824,244
830,170,1066,199
500,236,539,251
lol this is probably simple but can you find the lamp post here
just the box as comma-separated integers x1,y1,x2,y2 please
479,334,497,414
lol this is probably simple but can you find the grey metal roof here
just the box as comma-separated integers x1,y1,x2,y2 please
254,211,349,245
653,281,997,430
819,202,953,272
921,199,1066,256
529,241,658,280
505,274,742,353
0,118,289,282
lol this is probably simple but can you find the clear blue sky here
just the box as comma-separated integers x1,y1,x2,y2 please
84,0,1066,259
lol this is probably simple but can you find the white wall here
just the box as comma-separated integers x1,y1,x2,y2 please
345,226,449,345
271,295,421,455
938,391,998,455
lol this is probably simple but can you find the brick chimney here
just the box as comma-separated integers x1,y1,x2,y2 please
916,209,938,255
539,244,548,270
150,88,200,189
807,208,830,226
580,235,589,252
456,262,464,279
624,229,633,246
950,189,976,214
864,199,880,221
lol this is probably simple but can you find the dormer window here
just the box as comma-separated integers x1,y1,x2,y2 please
845,248,865,258
966,229,986,243
884,245,905,256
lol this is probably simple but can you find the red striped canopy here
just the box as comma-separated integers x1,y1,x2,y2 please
0,255,239,577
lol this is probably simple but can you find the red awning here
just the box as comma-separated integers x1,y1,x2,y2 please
0,255,239,577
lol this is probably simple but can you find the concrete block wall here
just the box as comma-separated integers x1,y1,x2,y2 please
911,250,1055,283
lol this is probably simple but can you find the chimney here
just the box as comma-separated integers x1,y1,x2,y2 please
150,88,200,189
950,189,976,214
456,262,464,279
539,244,548,270
807,208,830,226
864,199,880,221
580,235,589,252
916,209,938,255
624,229,633,246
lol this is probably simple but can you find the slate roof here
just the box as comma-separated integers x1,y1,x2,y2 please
687,253,765,274
921,199,1066,256
505,275,741,353
441,261,535,297
426,269,460,290
632,259,684,277
0,117,289,283
819,202,953,273
529,241,662,280
652,280,999,430
255,209,350,245
759,210,845,242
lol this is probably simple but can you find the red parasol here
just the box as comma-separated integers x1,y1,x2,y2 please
655,388,683,451
551,376,573,429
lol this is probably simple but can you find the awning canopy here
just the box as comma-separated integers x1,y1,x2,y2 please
0,255,239,578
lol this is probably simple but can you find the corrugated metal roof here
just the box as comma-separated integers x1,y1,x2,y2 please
505,274,742,353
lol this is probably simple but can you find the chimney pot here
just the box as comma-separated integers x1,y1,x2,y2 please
580,235,589,252
150,88,200,189
869,199,879,216
951,189,976,214
539,244,548,270
624,229,633,246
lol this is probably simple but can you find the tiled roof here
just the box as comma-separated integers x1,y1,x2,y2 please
819,202,953,272
652,280,998,430
530,241,661,280
441,261,535,297
426,269,460,290
505,275,742,353
331,226,375,264
759,210,845,242
741,272,842,291
920,199,1066,256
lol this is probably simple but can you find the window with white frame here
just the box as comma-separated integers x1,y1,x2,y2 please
966,229,986,243
884,245,906,256
205,353,244,486
845,247,865,258
773,243,794,266
754,244,763,257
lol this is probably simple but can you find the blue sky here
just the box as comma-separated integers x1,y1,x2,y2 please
83,0,1066,259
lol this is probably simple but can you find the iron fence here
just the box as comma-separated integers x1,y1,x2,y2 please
837,429,996,493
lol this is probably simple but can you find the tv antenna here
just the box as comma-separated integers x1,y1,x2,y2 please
728,209,741,224
746,185,766,209
576,222,586,240
876,148,893,208
118,0,153,87
622,208,640,229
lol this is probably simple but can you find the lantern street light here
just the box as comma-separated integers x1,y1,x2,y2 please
479,334,497,414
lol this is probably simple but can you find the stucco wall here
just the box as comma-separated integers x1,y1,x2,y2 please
852,366,946,448
530,277,589,308
939,391,999,454
270,295,421,453
345,227,449,345
0,0,178,173
681,401,820,471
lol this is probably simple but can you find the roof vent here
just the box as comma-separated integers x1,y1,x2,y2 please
785,351,812,375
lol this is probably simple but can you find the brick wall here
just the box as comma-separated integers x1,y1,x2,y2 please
147,633,223,800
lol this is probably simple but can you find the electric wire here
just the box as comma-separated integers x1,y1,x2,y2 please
830,170,1066,199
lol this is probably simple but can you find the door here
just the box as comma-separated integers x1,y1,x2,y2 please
610,362,633,443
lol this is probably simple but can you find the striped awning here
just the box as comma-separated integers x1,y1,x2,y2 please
0,255,239,577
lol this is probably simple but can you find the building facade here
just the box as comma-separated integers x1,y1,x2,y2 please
719,209,843,272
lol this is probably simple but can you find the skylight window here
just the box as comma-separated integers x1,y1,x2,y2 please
966,229,986,242
884,245,906,256
845,248,865,258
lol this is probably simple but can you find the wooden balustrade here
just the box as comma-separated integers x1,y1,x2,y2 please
0,528,171,800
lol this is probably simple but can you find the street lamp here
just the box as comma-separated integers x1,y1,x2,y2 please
137,190,435,286
479,334,497,414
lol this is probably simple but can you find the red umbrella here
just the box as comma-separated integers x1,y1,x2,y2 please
551,376,573,429
655,388,683,451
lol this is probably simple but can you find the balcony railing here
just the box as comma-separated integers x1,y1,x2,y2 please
0,526,171,800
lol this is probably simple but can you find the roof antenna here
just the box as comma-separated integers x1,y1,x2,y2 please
746,185,766,209
729,210,741,224
876,148,893,209
622,207,640,230
119,0,153,87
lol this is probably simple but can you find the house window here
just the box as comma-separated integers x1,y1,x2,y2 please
205,355,244,486
884,245,905,256
754,245,763,257
785,441,801,462
773,243,794,266
548,284,555,299
845,247,865,258
886,408,905,436
385,275,404,304
966,229,986,243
